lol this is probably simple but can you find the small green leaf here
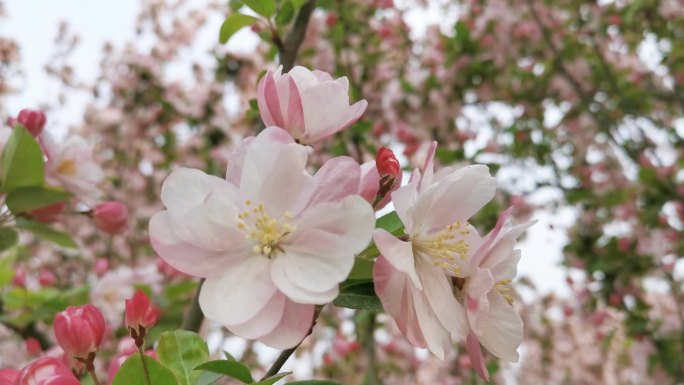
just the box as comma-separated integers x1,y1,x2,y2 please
0,251,16,286
252,372,291,385
112,355,178,385
1,125,45,192
219,14,260,44
347,257,373,280
195,360,254,383
333,282,383,312
6,186,70,214
275,1,294,26
291,0,308,9
0,228,18,254
243,0,276,17
376,211,403,235
157,330,209,385
16,219,78,248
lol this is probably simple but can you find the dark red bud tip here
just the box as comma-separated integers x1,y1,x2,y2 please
376,147,400,177
16,109,47,137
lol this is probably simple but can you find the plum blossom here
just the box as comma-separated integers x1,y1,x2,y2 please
150,127,375,348
373,142,497,359
463,208,535,380
43,134,104,204
257,66,367,144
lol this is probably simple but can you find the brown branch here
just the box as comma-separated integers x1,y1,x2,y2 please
279,0,316,73
181,278,205,332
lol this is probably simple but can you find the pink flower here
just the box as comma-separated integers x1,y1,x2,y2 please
373,142,497,359
44,134,104,205
53,304,106,359
256,66,367,144
0,368,19,385
39,270,57,287
25,338,42,356
93,201,129,235
15,357,80,385
125,290,160,337
463,209,534,380
150,127,375,348
15,109,47,137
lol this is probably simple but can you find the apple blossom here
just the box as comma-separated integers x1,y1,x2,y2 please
150,127,375,348
125,289,160,346
256,66,368,144
463,209,535,380
373,142,497,359
43,134,104,205
15,358,80,385
53,304,106,359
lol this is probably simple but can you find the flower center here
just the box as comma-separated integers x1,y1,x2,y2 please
412,221,471,276
56,159,77,175
237,200,295,258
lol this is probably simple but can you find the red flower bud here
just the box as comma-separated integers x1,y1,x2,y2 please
27,202,67,224
93,201,128,235
16,109,47,137
376,147,400,177
25,338,42,356
53,305,106,359
39,270,57,287
15,357,80,385
125,290,160,339
0,368,19,385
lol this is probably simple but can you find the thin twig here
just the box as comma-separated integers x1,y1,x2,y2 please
181,278,205,332
279,0,317,72
138,346,153,385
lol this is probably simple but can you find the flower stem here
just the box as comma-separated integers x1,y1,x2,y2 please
88,368,102,385
261,305,323,380
138,346,153,385
182,278,205,332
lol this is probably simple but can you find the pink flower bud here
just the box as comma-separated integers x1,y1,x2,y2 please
39,270,57,287
376,147,400,177
0,368,19,385
12,268,26,288
16,357,80,385
25,338,42,356
53,305,106,359
125,290,160,337
93,201,129,235
16,109,47,137
93,258,110,277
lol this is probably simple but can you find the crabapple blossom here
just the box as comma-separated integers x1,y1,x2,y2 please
462,208,535,380
373,142,498,359
256,66,368,144
150,127,375,348
43,134,104,205
376,147,400,177
53,304,106,359
125,289,159,344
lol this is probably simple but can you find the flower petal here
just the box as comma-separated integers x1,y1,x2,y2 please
258,143,311,215
417,261,468,340
373,229,421,289
478,291,523,362
199,257,277,325
160,168,228,214
466,268,495,336
466,332,490,381
228,291,286,339
226,137,255,187
258,300,314,349
294,156,361,214
270,254,339,304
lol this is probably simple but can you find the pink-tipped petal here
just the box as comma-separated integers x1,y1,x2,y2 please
259,300,315,349
466,332,490,381
373,229,422,289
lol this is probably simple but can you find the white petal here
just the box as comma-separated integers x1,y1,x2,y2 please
478,291,523,362
300,82,350,141
417,261,468,341
270,255,339,304
228,292,286,339
413,287,451,360
199,257,277,325
373,229,421,290
161,168,230,214
293,156,361,214
258,300,315,349
239,127,296,198
257,143,311,215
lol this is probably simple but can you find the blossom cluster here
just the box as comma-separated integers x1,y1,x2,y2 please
151,65,533,379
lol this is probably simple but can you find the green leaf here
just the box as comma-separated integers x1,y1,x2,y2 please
196,371,223,385
15,219,78,248
243,0,276,17
0,251,16,286
195,360,254,383
219,14,260,44
0,228,18,254
252,372,291,385
275,1,294,26
6,186,71,214
333,282,383,312
291,0,308,9
347,257,373,280
112,355,178,385
375,211,403,235
287,381,343,385
157,330,209,385
1,125,44,192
